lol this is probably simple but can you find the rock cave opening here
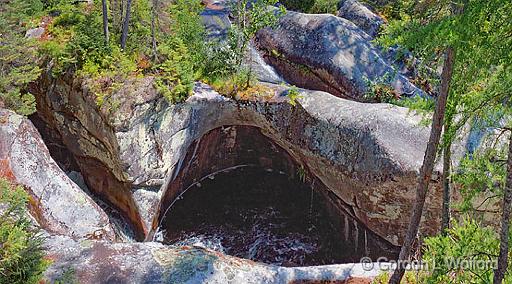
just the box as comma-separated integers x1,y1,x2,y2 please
155,125,399,267
161,166,346,266
30,109,399,266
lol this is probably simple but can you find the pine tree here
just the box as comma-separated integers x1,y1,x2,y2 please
102,0,109,43
377,1,512,282
120,0,133,49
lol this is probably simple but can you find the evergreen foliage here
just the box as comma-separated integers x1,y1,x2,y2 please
0,0,44,116
376,1,512,282
280,0,340,14
0,178,49,284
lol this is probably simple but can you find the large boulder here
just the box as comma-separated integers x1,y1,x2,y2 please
44,234,381,283
337,0,385,38
149,83,442,246
255,11,425,101
32,73,445,246
0,108,114,240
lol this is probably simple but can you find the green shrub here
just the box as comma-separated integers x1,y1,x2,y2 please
281,0,339,14
421,218,505,284
155,37,195,103
373,219,511,284
0,91,37,116
372,271,424,284
54,267,78,284
453,146,508,214
125,0,152,54
0,178,49,284
66,7,111,68
202,41,239,81
209,0,284,94
168,0,207,70
4,0,45,24
308,0,340,14
287,86,302,106
280,0,316,12
0,1,42,116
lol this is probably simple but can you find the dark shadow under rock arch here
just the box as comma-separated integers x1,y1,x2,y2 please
152,125,398,265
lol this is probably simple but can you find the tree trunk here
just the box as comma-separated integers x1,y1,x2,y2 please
120,0,132,50
110,0,120,34
441,139,452,233
493,133,512,284
388,47,455,284
102,0,109,44
441,106,455,234
110,0,115,31
150,0,158,61
119,0,124,31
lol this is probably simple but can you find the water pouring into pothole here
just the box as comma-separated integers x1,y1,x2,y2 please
159,167,355,266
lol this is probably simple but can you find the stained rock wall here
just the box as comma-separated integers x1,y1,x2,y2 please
150,83,442,246
31,72,149,239
30,72,447,246
0,108,114,240
157,124,400,260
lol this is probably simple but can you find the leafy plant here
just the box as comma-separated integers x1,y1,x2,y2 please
280,0,315,12
168,0,206,71
421,218,504,284
231,0,285,65
372,271,423,284
202,41,239,81
0,3,42,116
281,0,339,14
453,146,508,214
363,72,400,103
0,178,49,284
287,86,302,106
54,267,78,284
154,37,195,103
308,0,340,14
297,165,306,182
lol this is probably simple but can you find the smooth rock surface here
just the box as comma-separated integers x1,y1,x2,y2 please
256,11,425,101
32,74,444,245
44,234,380,283
150,82,441,246
337,0,385,38
25,27,45,39
0,108,114,240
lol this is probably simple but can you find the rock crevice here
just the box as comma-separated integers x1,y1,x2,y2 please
31,74,442,246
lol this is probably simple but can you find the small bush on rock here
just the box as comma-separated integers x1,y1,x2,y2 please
0,178,49,284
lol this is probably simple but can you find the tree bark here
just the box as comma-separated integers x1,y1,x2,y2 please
119,0,124,31
120,0,132,50
150,0,158,61
110,0,120,34
388,47,455,284
109,0,115,31
441,139,452,233
493,134,512,284
101,0,109,44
